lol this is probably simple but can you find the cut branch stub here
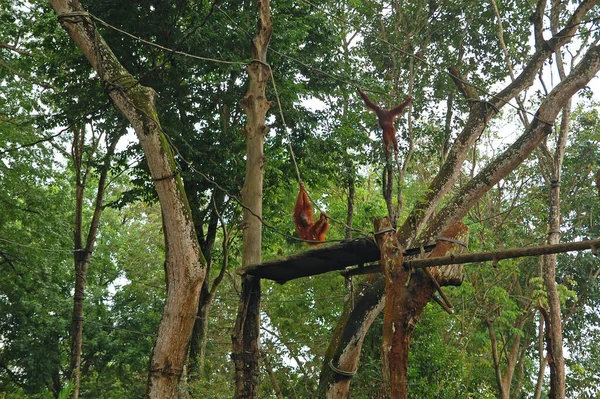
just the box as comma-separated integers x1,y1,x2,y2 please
427,221,470,286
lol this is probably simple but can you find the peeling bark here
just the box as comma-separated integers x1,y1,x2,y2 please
231,1,272,398
319,222,468,398
49,2,206,398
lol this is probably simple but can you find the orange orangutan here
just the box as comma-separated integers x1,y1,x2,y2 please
293,183,329,246
357,87,413,154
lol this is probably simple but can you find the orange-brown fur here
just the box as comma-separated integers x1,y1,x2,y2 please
358,87,413,154
293,184,329,246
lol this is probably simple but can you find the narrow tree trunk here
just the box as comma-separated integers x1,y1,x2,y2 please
187,187,222,379
541,2,572,396
261,351,284,399
542,122,569,399
345,175,355,240
534,308,548,399
231,1,272,398
49,2,206,397
70,127,120,398
383,157,396,226
188,283,210,377
487,316,527,399
487,320,507,399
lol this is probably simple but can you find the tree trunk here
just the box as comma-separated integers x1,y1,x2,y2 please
320,222,468,398
49,2,206,398
487,316,528,399
345,175,355,240
231,1,272,398
541,2,572,396
187,187,223,379
375,217,406,398
70,126,120,398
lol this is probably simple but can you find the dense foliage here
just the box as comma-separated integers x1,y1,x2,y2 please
1,0,599,398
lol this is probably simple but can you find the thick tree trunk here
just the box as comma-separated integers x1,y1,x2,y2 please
49,2,206,398
375,217,406,398
320,222,468,398
231,1,272,398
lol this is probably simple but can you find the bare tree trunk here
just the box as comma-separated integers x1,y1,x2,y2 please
375,217,406,398
49,2,206,398
540,3,572,397
487,316,528,399
487,320,507,399
187,188,224,379
382,156,396,226
231,1,272,398
70,126,120,398
534,307,548,399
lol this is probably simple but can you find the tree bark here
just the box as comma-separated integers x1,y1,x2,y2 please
70,126,120,398
49,2,206,398
231,1,272,398
375,217,405,398
541,3,572,396
319,222,468,398
187,188,224,379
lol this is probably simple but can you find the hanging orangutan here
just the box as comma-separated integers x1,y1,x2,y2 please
293,183,330,246
357,87,413,154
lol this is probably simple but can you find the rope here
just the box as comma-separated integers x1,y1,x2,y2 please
374,226,397,236
153,169,181,182
436,236,468,249
328,359,357,377
0,237,85,253
59,11,247,66
268,65,302,184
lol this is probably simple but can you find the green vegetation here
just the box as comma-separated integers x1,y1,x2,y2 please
1,0,599,397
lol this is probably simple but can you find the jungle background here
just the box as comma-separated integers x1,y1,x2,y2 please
1,0,600,398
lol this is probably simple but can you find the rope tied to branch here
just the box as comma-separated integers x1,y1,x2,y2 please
436,236,468,249
153,169,181,182
328,359,357,377
374,226,396,236
56,11,91,22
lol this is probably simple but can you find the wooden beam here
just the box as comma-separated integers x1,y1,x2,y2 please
237,239,380,284
405,238,600,269
239,237,599,283
344,238,600,277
